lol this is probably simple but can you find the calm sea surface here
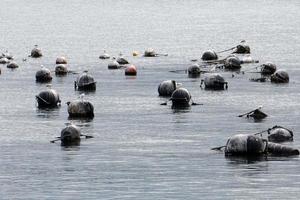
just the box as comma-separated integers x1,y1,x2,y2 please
1,0,300,199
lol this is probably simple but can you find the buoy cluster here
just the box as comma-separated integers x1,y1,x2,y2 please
211,125,297,157
1,43,297,155
218,124,299,157
0,50,19,71
152,42,297,159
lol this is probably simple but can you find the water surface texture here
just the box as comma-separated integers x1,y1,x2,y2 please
0,0,300,199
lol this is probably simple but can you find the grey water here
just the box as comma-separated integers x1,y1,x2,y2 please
0,0,300,199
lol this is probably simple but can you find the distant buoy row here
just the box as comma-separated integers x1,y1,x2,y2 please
191,41,289,85
0,51,19,70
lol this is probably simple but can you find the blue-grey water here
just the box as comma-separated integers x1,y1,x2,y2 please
1,0,300,199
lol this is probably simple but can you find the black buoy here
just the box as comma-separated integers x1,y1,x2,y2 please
224,56,241,70
188,63,201,77
36,88,61,108
201,50,218,61
270,70,289,83
268,126,293,142
0,57,9,64
7,61,19,69
56,56,67,64
158,80,178,97
74,71,96,91
144,48,157,57
225,134,267,156
233,44,250,54
260,62,277,75
170,88,191,108
117,54,129,65
267,142,299,156
108,58,120,69
201,73,228,90
67,95,94,118
55,64,68,75
36,67,52,83
60,124,81,146
99,50,110,59
31,45,43,58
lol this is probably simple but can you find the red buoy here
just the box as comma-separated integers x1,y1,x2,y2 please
125,65,137,76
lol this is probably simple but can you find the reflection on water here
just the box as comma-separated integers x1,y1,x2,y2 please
69,119,94,127
35,107,60,118
61,143,81,150
74,90,97,96
1,0,300,199
172,106,191,113
225,155,268,165
67,116,94,121
125,75,137,80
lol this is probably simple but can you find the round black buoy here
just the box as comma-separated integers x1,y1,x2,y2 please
31,46,43,58
201,50,218,61
36,67,52,83
224,56,241,70
74,71,96,91
55,64,68,75
170,88,191,108
60,124,81,146
7,61,19,69
225,134,267,156
158,80,178,97
0,57,9,64
233,44,250,54
36,88,61,108
261,62,277,75
188,63,201,77
67,96,94,118
144,48,156,57
268,126,293,143
117,54,129,65
270,70,289,83
56,56,67,64
99,50,110,59
108,58,120,69
125,65,137,76
201,73,227,90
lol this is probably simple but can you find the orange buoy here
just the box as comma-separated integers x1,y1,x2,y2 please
132,51,139,56
56,56,68,64
125,65,137,76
